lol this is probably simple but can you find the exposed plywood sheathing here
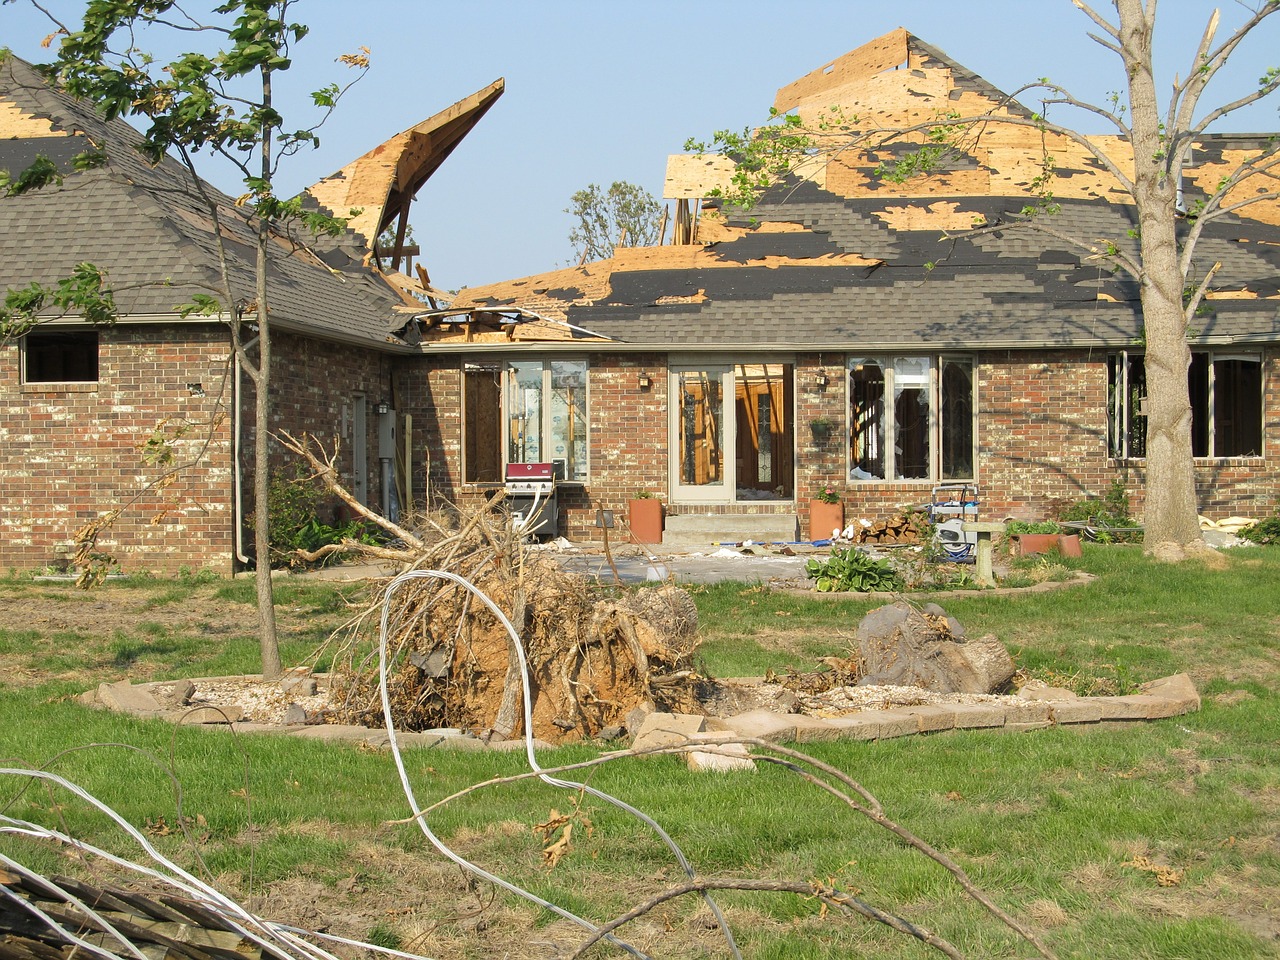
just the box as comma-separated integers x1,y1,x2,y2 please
773,27,911,115
303,79,504,251
664,154,736,200
0,99,64,138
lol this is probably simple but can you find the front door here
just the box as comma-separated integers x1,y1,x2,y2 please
670,364,732,502
669,362,795,504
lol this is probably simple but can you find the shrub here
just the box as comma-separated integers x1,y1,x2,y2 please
1239,515,1280,545
259,466,377,567
805,548,901,592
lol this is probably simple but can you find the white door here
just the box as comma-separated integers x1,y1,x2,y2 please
669,364,733,503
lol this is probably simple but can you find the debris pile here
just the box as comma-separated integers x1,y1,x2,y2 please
324,510,704,745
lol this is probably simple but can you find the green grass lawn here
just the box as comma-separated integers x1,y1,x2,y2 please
1,546,1277,958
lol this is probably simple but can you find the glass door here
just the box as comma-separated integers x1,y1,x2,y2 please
670,364,732,502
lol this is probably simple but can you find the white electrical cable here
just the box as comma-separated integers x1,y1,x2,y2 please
377,569,742,960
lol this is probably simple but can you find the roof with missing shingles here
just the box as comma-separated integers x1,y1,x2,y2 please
451,29,1280,351
0,53,416,350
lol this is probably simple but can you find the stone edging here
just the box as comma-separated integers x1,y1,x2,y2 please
82,672,1199,757
704,672,1198,745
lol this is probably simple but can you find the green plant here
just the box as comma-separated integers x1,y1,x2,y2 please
809,418,837,444
813,485,841,505
1058,477,1135,535
1005,519,1061,535
805,548,901,592
633,489,654,500
259,466,376,567
1239,515,1280,545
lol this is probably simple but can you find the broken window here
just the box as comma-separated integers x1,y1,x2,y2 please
847,355,975,482
463,358,589,483
23,330,99,384
1110,350,1261,459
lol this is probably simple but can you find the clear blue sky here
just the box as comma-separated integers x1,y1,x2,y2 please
4,1,1278,291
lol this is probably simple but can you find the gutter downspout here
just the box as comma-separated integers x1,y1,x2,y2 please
233,334,259,566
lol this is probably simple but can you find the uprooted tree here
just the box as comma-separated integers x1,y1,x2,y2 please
690,1,1280,562
19,0,367,677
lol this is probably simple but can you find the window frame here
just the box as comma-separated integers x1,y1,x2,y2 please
846,354,976,483
462,357,590,484
21,328,100,386
1109,349,1263,461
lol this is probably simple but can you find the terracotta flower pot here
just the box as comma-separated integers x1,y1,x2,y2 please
1014,533,1060,555
808,499,845,541
1058,533,1083,558
628,498,664,545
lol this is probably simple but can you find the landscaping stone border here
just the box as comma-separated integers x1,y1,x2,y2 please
82,672,1200,764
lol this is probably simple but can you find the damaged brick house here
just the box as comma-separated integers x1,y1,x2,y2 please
429,28,1280,544
0,51,502,573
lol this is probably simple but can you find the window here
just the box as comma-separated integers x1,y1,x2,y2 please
463,358,589,482
1109,350,1262,459
23,330,99,383
848,355,975,481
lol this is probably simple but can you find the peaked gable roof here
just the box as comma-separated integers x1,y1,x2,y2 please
0,53,416,349
452,30,1280,352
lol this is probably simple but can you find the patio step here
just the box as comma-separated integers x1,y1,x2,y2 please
661,512,800,549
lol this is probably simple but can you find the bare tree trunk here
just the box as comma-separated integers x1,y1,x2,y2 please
254,63,281,680
1117,0,1204,558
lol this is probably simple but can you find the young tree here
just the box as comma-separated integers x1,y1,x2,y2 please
693,1,1280,561
26,0,367,676
567,180,662,263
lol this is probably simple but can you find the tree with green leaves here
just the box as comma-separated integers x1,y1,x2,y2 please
567,180,663,263
16,0,367,676
691,2,1280,561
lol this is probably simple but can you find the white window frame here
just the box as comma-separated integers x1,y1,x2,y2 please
847,354,976,482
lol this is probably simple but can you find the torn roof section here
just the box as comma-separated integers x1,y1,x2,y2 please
450,27,1280,352
302,78,504,256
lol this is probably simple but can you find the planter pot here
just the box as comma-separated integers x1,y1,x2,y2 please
1058,533,1083,558
628,498,664,545
1014,533,1060,555
808,499,845,541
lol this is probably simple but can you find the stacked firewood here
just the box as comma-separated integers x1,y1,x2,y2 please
853,513,929,546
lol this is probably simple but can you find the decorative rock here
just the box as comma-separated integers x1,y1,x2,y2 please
166,679,196,706
1002,700,1053,723
632,712,707,753
280,676,318,698
822,713,882,740
709,710,798,743
180,705,242,724
1140,673,1201,712
97,681,162,714
282,703,309,725
1047,699,1104,724
904,705,957,733
949,703,1008,729
867,709,919,739
1018,679,1078,701
685,733,756,773
624,700,656,734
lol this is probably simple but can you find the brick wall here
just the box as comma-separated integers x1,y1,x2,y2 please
0,325,234,574
404,348,1280,543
